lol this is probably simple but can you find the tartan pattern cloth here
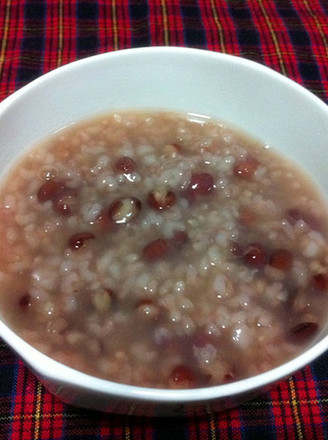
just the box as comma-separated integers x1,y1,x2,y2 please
0,0,328,438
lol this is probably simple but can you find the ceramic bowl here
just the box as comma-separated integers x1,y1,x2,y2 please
0,47,328,417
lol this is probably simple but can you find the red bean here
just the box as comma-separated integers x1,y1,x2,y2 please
143,238,169,262
148,188,176,210
188,172,215,196
136,299,161,319
286,208,303,225
289,322,318,342
19,293,32,309
115,156,136,174
37,180,66,203
96,209,114,232
243,243,267,267
38,179,78,216
169,365,196,387
142,231,187,262
171,230,188,247
53,189,77,216
108,197,141,224
136,298,154,307
311,273,328,292
69,232,95,250
223,370,236,383
233,156,259,179
269,249,293,272
238,207,256,227
286,208,320,230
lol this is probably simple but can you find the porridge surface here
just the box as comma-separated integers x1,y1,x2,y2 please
0,110,327,388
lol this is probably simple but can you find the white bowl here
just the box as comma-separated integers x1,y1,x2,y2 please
0,47,328,417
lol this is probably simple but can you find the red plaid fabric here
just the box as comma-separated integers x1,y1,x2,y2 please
0,1,328,438
1,0,328,103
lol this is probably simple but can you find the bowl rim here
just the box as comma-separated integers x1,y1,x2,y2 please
1,46,328,405
2,317,328,404
2,46,328,115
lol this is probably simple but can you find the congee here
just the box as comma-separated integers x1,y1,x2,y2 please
0,110,327,388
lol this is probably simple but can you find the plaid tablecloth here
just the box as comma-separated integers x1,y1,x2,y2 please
0,1,328,439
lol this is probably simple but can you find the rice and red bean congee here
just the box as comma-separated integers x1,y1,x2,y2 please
0,110,327,389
